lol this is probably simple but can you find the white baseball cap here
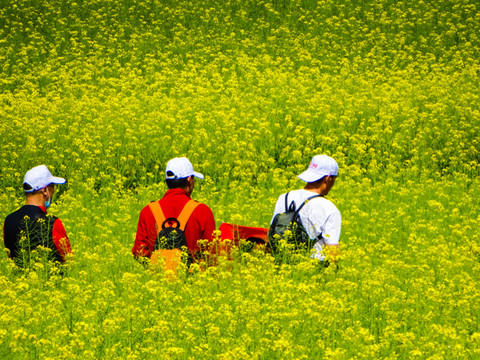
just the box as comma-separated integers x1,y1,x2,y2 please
297,155,338,182
165,157,204,180
23,165,66,193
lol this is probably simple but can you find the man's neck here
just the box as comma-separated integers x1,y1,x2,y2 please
304,187,322,195
25,194,45,207
304,183,329,196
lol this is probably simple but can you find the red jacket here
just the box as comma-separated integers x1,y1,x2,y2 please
132,188,216,259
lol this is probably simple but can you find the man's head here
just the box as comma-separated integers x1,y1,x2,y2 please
165,157,203,194
298,155,338,195
23,165,66,208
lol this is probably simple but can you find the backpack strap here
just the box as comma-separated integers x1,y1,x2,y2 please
293,194,324,241
294,194,323,217
148,201,166,235
176,200,200,231
148,200,200,234
285,192,297,212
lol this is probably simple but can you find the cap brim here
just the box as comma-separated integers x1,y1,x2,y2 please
192,171,204,180
297,169,325,183
51,176,66,185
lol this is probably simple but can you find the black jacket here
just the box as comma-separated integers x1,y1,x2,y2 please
4,205,64,266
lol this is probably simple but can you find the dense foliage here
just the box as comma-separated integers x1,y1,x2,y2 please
1,0,479,358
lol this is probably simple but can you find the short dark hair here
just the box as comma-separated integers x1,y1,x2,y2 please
307,177,326,186
23,182,54,194
23,183,42,195
166,176,189,189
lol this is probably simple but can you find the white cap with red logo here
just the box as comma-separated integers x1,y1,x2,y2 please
297,155,338,182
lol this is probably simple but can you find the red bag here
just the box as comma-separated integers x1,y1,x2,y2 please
219,222,269,245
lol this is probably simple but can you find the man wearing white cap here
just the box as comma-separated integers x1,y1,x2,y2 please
132,157,216,261
271,155,341,261
3,165,72,267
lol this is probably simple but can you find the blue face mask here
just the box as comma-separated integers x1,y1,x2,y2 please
43,185,54,209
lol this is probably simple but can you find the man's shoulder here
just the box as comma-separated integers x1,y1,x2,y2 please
4,209,16,222
277,189,304,199
274,189,311,212
285,189,320,203
4,206,59,231
191,201,213,215
305,195,339,214
5,205,27,217
147,197,213,216
184,201,214,225
5,205,50,220
140,200,159,215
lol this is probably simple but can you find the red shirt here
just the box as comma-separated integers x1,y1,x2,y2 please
132,188,216,259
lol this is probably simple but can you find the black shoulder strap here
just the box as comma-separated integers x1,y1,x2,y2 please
285,192,299,212
294,194,323,217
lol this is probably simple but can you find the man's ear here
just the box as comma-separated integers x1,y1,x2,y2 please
327,175,337,186
186,176,195,193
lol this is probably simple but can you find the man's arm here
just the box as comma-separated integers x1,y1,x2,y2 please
52,218,73,261
185,204,216,259
2,222,8,258
270,194,286,225
132,207,157,258
322,208,342,261
201,205,216,242
198,204,217,264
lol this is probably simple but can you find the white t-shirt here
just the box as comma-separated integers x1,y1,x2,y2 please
271,189,341,260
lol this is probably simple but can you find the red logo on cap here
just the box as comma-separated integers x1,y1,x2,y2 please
310,162,318,168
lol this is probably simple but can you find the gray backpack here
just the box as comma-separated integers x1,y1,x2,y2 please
268,192,322,254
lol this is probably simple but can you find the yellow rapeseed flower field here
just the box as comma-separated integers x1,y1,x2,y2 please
1,0,479,358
